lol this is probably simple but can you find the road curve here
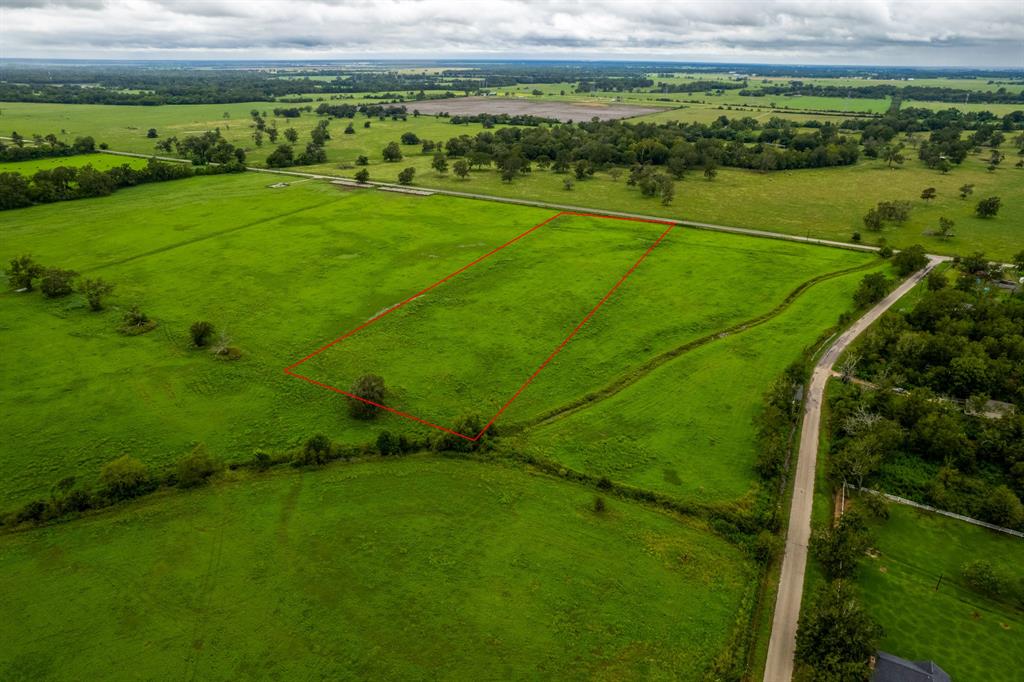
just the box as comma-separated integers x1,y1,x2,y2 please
762,256,942,682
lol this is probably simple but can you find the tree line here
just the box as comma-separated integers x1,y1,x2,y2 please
0,132,97,162
651,79,747,93
0,157,245,211
741,82,1024,104
3,61,1021,106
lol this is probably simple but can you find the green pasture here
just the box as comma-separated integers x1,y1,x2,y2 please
0,175,552,503
0,457,757,681
307,149,1022,260
0,99,507,169
0,153,147,175
300,216,869,434
3,101,1021,259
514,259,886,506
859,503,1024,682
0,172,873,505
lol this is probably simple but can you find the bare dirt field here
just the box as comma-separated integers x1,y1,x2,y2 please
410,96,670,121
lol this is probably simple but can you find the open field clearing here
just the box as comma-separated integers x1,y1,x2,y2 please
632,105,857,125
3,101,1021,259
293,213,675,435
859,504,1024,682
0,154,147,175
0,172,874,504
513,259,887,505
0,175,554,502
486,83,893,114
406,95,668,121
0,457,757,681
304,151,1022,260
0,100,509,169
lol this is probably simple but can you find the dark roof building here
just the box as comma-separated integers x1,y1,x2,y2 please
871,652,951,682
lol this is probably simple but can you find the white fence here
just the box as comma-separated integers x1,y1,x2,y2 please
854,486,1024,538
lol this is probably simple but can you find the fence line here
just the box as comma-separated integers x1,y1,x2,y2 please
854,486,1024,538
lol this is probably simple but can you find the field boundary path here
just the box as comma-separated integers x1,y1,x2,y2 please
762,256,941,682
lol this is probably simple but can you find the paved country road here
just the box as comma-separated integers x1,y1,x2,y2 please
762,255,943,682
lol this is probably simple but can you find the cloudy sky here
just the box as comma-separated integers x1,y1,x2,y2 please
2,0,1022,67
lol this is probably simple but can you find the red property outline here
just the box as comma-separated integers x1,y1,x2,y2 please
284,211,676,441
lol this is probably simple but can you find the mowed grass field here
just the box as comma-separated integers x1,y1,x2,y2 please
859,504,1024,682
296,213,675,431
0,174,552,503
515,260,886,505
0,172,875,505
2,101,1022,258
0,457,757,681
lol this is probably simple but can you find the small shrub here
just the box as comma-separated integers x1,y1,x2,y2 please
752,530,781,563
210,330,241,360
349,374,385,419
397,167,416,185
960,560,1009,599
80,277,114,311
61,488,93,513
7,254,43,291
298,433,332,465
16,499,48,524
596,476,613,491
593,496,606,513
39,267,77,298
878,245,893,258
253,450,272,471
176,446,219,488
376,430,400,456
120,305,156,335
858,492,890,519
355,168,370,183
975,196,1001,218
382,141,402,162
99,455,151,501
190,320,215,347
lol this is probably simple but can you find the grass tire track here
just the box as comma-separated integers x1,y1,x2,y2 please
522,258,880,430
83,196,347,273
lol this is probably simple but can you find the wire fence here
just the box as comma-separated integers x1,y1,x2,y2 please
854,486,1024,538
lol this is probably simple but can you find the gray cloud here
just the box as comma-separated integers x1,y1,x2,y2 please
1,0,1021,67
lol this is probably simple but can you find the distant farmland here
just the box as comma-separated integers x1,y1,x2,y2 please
410,95,669,121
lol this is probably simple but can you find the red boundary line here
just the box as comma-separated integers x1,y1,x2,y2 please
285,210,676,441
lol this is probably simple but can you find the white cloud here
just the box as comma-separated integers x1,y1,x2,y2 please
1,0,1021,67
